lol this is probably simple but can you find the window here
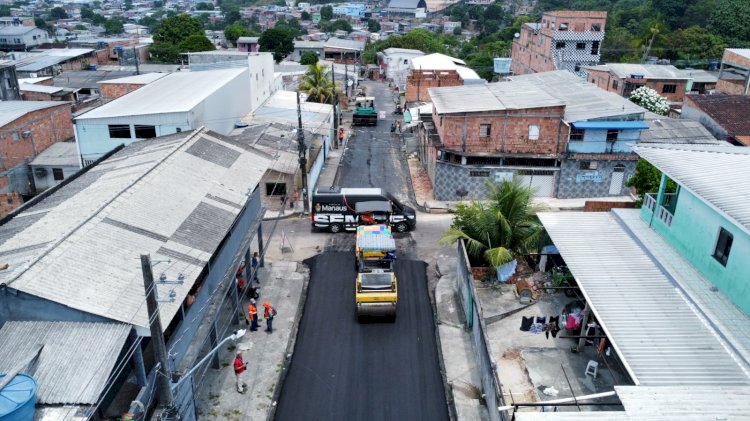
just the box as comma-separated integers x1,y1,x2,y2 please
559,22,568,31
556,41,565,49
579,161,598,170
176,127,182,133
576,42,586,50
613,80,619,90
591,23,601,31
108,124,131,139
662,84,677,94
570,128,584,141
11,132,19,142
265,182,287,196
712,228,733,266
134,125,157,138
469,170,490,177
591,41,599,55
403,59,408,64
606,130,619,141
479,124,491,138
52,168,64,181
528,125,540,140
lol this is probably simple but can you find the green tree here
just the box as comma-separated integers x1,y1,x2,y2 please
0,5,10,17
439,177,545,268
667,26,725,62
35,17,46,29
300,50,319,65
258,27,294,62
320,5,333,20
104,18,124,35
92,14,107,25
709,0,750,47
153,0,163,7
154,14,204,44
298,62,333,103
195,2,214,10
150,42,181,63
301,11,311,21
224,21,250,45
367,18,380,32
74,24,86,30
50,7,68,19
80,6,94,20
625,159,676,205
452,26,462,36
140,16,160,33
124,0,133,11
179,34,215,52
600,27,636,63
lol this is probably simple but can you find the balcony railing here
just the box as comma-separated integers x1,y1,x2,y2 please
567,140,634,154
657,206,674,227
643,193,656,212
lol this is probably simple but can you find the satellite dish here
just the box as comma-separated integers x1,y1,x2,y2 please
514,32,520,38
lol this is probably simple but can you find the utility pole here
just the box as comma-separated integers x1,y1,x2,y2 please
345,62,349,98
332,66,339,149
133,46,140,75
296,92,309,213
140,254,175,413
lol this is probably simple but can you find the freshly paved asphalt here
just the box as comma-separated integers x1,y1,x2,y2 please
338,80,411,202
274,252,449,421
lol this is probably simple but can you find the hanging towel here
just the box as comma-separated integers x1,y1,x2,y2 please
520,316,534,332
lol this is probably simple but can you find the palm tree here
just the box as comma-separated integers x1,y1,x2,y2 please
439,176,546,268
298,62,334,104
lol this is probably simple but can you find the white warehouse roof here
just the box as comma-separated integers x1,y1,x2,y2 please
76,68,247,120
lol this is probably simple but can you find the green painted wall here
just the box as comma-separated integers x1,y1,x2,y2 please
646,188,750,315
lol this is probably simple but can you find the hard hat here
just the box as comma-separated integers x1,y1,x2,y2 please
263,301,270,307
250,298,256,304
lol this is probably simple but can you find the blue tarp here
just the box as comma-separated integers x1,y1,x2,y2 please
495,259,518,283
572,121,649,130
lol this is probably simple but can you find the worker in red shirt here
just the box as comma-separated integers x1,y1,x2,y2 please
234,350,247,393
248,299,259,331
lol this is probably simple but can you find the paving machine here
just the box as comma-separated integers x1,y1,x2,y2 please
352,96,378,126
354,201,397,321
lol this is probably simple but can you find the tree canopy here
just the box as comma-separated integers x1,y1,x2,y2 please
258,28,294,63
50,7,68,19
224,22,251,45
154,14,204,45
150,14,211,63
104,18,124,35
300,51,319,65
320,5,333,20
178,34,215,53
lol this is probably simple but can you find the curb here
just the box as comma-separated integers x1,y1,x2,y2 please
429,262,460,421
265,263,310,421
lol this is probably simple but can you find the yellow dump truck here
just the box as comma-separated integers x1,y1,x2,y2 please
355,224,398,322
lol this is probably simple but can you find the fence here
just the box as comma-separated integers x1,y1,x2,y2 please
456,240,507,421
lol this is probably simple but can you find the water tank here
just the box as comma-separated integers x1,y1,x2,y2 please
0,373,36,421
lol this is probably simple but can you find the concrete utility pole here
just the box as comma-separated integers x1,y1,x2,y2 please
332,66,339,149
345,62,349,98
133,46,140,75
296,92,309,213
140,254,175,412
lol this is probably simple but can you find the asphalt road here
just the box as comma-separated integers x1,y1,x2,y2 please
274,252,449,421
338,80,412,203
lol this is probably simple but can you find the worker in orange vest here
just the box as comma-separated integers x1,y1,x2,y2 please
248,299,259,331
263,301,276,333
234,350,247,393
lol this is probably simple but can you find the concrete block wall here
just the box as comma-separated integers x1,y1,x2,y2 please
0,104,74,170
433,106,567,155
405,70,462,103
556,157,636,198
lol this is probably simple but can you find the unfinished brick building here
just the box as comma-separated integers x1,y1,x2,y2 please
405,69,462,103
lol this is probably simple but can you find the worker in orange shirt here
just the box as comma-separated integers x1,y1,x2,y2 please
248,299,259,331
263,301,277,333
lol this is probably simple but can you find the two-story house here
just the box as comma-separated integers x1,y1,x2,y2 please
535,143,750,418
511,10,606,77
585,63,691,104
0,26,49,51
421,70,650,200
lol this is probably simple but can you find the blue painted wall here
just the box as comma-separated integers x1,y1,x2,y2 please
0,288,111,327
641,188,750,316
567,128,642,153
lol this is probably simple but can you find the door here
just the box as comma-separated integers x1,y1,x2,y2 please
609,164,625,195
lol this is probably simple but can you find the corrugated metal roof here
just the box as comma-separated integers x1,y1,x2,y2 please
29,142,79,167
0,101,67,127
324,37,365,51
0,128,272,330
631,143,750,233
572,121,649,130
640,119,721,144
602,63,689,80
431,81,562,114
538,211,750,386
97,72,167,85
515,385,750,420
0,321,130,405
18,82,64,94
76,68,247,120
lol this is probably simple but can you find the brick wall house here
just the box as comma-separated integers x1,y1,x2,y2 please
511,10,606,76
406,69,462,103
0,101,75,204
717,48,750,95
586,64,689,104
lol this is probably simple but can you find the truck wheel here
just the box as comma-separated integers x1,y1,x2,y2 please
394,222,408,233
329,223,343,233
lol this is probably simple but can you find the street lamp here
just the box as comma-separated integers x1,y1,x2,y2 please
170,329,247,393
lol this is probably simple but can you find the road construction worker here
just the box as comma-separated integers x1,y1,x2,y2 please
263,301,276,333
234,351,247,393
248,299,259,331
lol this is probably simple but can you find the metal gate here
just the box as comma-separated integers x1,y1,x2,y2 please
518,170,556,197
609,165,625,195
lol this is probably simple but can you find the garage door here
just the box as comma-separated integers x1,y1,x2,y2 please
519,170,556,197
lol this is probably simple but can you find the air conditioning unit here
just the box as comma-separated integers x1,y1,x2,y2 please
21,131,31,139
